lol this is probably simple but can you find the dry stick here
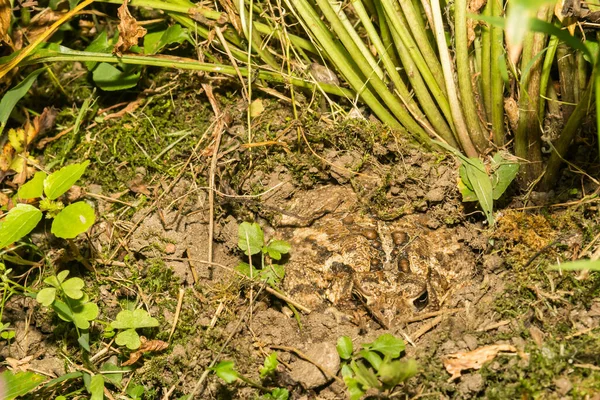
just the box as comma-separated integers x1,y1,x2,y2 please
397,308,464,325
411,315,443,341
164,257,312,313
202,84,226,271
108,121,214,261
168,288,185,342
270,345,344,385
214,26,248,101
476,320,511,332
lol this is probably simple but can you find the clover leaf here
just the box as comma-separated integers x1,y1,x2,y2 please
111,309,159,350
238,222,264,256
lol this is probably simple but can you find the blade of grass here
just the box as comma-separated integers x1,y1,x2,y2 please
431,0,478,157
538,30,559,121
455,0,489,152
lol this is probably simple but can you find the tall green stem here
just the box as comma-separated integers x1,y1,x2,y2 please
490,0,505,147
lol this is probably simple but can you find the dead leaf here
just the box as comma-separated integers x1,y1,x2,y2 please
443,344,517,381
127,175,150,196
0,0,11,42
22,8,64,44
250,98,264,118
122,337,168,366
114,0,147,56
5,355,34,372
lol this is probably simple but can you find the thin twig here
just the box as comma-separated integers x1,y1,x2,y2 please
168,288,185,342
270,345,344,385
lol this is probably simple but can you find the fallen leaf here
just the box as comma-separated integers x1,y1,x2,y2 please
249,99,264,118
114,0,147,56
22,8,64,44
443,344,517,381
0,0,11,43
122,336,168,366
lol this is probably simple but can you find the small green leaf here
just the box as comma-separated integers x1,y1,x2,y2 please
358,350,382,371
56,270,70,283
235,262,259,278
238,222,264,256
259,264,285,286
144,24,189,55
127,385,145,399
115,328,141,350
343,376,366,400
93,62,140,91
336,336,354,359
378,359,418,387
260,352,279,378
211,361,239,384
18,171,47,200
362,334,405,358
78,332,91,352
490,152,520,200
51,202,96,239
52,300,75,323
111,309,159,330
1,331,15,340
265,240,291,260
61,277,84,299
100,362,123,385
89,374,105,400
0,370,46,400
350,360,380,390
0,204,43,249
265,388,289,400
36,287,57,307
84,30,113,70
463,159,494,225
0,68,46,134
44,161,90,200
458,165,477,202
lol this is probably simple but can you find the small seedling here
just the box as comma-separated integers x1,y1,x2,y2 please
0,321,15,341
110,308,159,350
337,334,418,399
36,270,99,349
211,352,289,399
0,161,95,249
235,222,290,287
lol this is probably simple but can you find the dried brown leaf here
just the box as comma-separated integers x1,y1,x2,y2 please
114,0,146,56
0,0,11,42
22,8,64,44
122,337,168,366
443,344,517,381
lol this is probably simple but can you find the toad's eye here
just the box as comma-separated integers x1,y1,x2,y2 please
413,290,429,310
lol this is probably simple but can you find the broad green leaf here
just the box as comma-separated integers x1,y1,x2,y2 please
259,264,285,286
358,350,383,371
84,30,113,70
101,362,123,385
491,152,520,200
42,371,83,390
235,262,259,278
350,360,380,390
340,364,353,378
265,240,291,260
51,202,96,239
18,171,47,200
238,222,264,256
260,352,279,378
52,300,75,323
0,68,46,134
549,259,600,271
36,287,57,306
89,374,105,400
343,376,366,400
115,328,141,350
362,334,405,358
61,277,84,299
144,24,189,55
463,159,494,225
211,361,239,384
92,62,140,91
0,204,43,249
378,359,418,387
0,370,46,400
111,309,159,330
44,161,90,200
336,336,353,359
